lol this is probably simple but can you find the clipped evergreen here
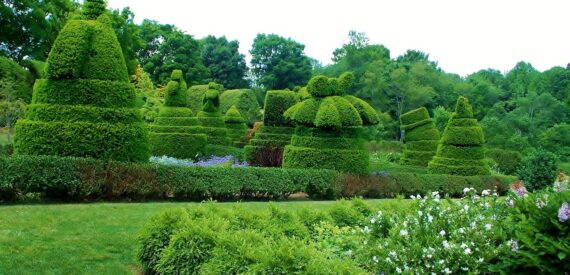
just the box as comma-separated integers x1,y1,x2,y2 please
219,89,262,126
196,87,234,156
244,90,298,166
187,82,223,114
282,73,379,174
400,107,440,167
13,1,150,162
428,96,491,176
224,105,248,147
0,57,33,102
149,70,207,159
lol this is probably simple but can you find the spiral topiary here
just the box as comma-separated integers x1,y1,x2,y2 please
196,88,234,156
13,0,150,162
400,107,440,167
428,96,491,176
149,70,207,159
224,105,248,147
243,90,298,166
282,73,379,174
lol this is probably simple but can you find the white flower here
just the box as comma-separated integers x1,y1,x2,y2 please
428,214,434,223
470,221,477,229
482,189,491,196
505,197,515,207
361,226,371,234
389,251,397,257
377,210,383,217
463,187,470,194
485,224,492,231
396,267,403,273
410,195,416,199
507,239,519,252
458,227,465,234
460,243,468,249
463,205,469,211
442,240,450,249
416,194,421,199
438,260,445,265
400,229,408,236
372,256,378,263
386,257,392,263
418,210,423,217
464,248,472,255
443,267,452,274
439,230,446,236
370,218,376,224
478,258,484,263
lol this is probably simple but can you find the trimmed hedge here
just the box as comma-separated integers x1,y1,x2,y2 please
487,148,522,175
428,96,490,176
163,70,188,107
400,107,440,167
196,89,233,155
150,133,207,159
187,82,224,114
219,89,261,126
263,90,299,126
0,56,33,102
224,106,248,147
14,8,150,162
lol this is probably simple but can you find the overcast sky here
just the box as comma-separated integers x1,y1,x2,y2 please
106,0,570,76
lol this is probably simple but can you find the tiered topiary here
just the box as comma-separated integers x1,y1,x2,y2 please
196,84,234,156
224,105,248,147
428,96,491,175
149,70,207,159
219,89,262,126
282,73,380,175
400,107,440,167
187,82,223,114
13,1,150,162
243,90,299,166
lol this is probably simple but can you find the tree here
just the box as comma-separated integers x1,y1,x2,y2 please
0,0,78,61
332,30,370,62
137,20,207,85
109,7,144,75
200,35,248,89
250,33,312,90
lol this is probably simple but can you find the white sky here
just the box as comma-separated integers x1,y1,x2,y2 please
106,0,570,76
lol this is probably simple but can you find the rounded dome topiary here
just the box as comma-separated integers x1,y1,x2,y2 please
14,1,150,162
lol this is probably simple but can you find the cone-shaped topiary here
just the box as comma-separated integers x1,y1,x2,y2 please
400,107,440,167
197,88,234,156
13,4,150,162
244,90,299,166
282,73,380,174
428,96,491,175
149,70,207,159
224,105,248,147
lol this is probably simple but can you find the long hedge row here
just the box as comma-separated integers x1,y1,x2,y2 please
0,155,516,202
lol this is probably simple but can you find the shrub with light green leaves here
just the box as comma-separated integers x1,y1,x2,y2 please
283,73,379,175
187,82,223,114
400,107,440,167
0,56,33,103
13,2,150,162
224,106,248,147
487,148,522,175
219,89,261,126
428,96,490,176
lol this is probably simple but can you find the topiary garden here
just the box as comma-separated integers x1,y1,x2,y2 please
400,107,440,167
219,88,262,126
224,105,248,147
196,84,236,156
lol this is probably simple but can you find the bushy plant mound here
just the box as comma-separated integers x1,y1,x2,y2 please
400,107,440,167
219,89,261,126
196,87,234,156
516,149,559,191
428,96,490,175
283,73,379,174
187,82,223,114
224,106,248,147
13,2,150,162
149,70,207,159
487,148,522,175
244,90,298,167
0,56,33,102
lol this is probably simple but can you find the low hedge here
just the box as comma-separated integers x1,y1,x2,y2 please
150,133,207,159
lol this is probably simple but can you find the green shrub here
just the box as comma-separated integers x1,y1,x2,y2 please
82,0,107,20
263,90,299,126
163,69,188,107
487,148,523,175
150,133,207,159
187,82,223,113
14,6,149,162
428,96,490,176
400,107,440,167
516,149,559,191
219,89,261,126
0,56,33,103
224,105,248,147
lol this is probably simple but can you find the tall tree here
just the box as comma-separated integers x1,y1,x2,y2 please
200,35,248,89
109,7,144,75
250,33,312,90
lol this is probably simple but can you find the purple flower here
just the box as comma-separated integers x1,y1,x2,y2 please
510,181,528,197
558,202,570,223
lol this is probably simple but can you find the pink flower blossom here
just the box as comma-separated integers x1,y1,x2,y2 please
558,202,570,223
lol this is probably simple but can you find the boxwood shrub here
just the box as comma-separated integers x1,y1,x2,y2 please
219,89,261,126
224,106,248,147
400,107,440,167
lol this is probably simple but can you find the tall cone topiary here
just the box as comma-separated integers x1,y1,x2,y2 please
282,73,380,174
197,83,234,156
428,96,491,175
149,70,207,159
224,105,248,147
244,90,298,167
13,0,150,162
400,107,440,167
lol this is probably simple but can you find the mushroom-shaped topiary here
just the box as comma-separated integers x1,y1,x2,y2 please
428,96,491,176
224,105,248,147
244,90,299,167
13,0,150,162
400,107,440,167
282,73,380,174
197,88,234,156
149,70,207,159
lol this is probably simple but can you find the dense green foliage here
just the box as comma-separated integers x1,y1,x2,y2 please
219,89,261,126
224,106,248,147
196,88,234,155
13,12,150,162
200,35,248,89
516,149,559,191
244,90,298,166
163,70,188,107
250,33,312,90
428,97,490,175
0,57,33,102
187,82,223,114
400,107,440,166
486,148,522,175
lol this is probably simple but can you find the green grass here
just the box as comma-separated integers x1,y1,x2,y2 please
0,199,407,275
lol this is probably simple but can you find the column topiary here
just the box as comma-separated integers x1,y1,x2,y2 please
400,107,440,167
428,96,491,175
224,105,248,147
282,73,380,175
197,84,234,156
149,70,207,159
13,0,150,162
243,90,298,166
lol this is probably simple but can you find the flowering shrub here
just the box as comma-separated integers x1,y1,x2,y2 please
149,155,248,168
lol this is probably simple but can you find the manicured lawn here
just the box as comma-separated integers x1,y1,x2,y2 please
0,199,407,275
